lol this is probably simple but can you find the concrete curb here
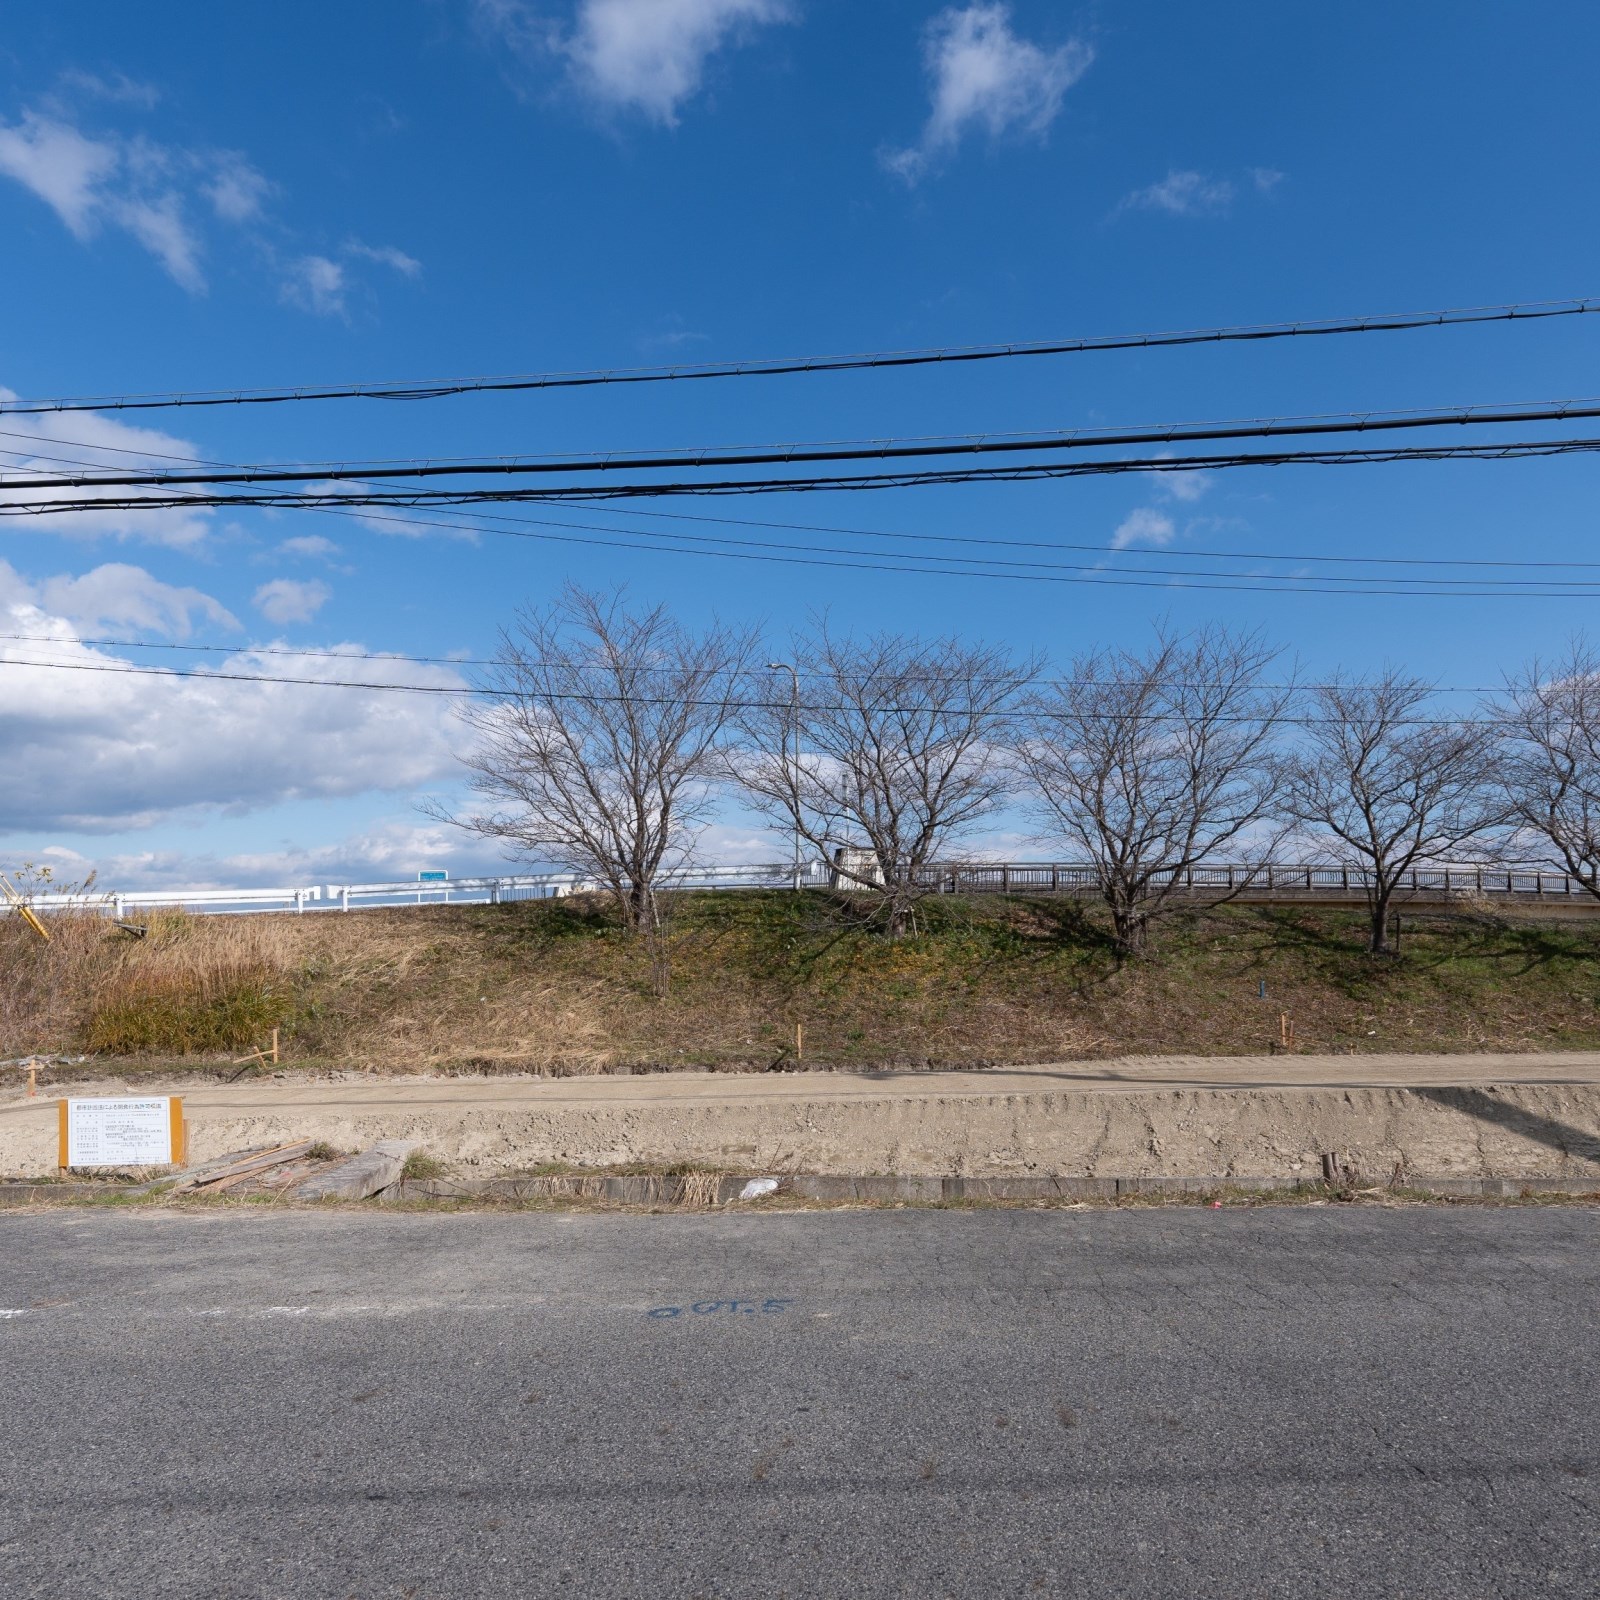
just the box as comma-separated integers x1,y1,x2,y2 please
3,1172,1599,1207
383,1172,1600,1205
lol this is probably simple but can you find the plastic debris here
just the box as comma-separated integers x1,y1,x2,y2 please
739,1178,780,1200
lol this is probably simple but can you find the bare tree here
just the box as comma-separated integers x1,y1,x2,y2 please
1013,625,1289,955
440,587,757,931
735,624,1035,936
1277,670,1504,954
1495,638,1600,897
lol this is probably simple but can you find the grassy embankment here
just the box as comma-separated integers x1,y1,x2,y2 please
4,890,1600,1079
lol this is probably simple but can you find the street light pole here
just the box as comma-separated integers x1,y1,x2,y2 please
767,661,801,890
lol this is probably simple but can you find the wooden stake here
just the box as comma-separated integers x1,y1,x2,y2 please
26,1060,38,1098
0,873,50,942
795,1022,804,1062
270,1027,280,1065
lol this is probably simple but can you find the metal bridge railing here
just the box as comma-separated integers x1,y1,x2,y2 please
3,859,1589,919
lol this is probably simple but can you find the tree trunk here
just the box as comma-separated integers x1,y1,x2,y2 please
1368,886,1393,955
1110,898,1148,957
626,879,656,931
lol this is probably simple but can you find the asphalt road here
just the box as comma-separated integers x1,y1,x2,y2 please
1,1206,1596,1599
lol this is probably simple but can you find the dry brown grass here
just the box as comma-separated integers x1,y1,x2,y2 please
676,1170,723,1209
6,889,1600,1072
0,910,301,1059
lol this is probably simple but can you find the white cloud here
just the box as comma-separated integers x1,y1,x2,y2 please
1,93,416,312
254,578,331,624
0,100,388,311
280,254,345,316
1146,454,1212,504
202,153,274,222
0,109,253,290
1119,169,1235,218
34,819,499,892
34,563,238,637
279,243,420,316
110,191,204,291
0,112,118,237
57,71,162,110
884,4,1092,183
1110,508,1177,551
343,239,421,277
278,535,341,560
0,111,209,289
0,390,215,548
570,0,790,122
1119,165,1284,219
295,483,479,542
478,0,792,126
0,625,465,833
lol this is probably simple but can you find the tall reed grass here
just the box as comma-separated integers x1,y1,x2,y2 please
0,909,299,1057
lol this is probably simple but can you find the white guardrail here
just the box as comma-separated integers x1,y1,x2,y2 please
10,861,832,917
4,859,1593,919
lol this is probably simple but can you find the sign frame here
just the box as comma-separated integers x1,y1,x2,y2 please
58,1096,186,1170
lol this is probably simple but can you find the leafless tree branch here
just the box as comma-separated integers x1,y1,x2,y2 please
434,585,758,932
1013,624,1289,954
1277,669,1504,953
733,623,1036,936
1494,637,1600,900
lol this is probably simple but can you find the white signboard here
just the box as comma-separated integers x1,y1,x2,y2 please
60,1097,183,1169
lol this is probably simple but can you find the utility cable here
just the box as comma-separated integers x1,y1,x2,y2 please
13,433,1600,516
9,395,1600,492
0,632,1525,693
18,429,1600,573
3,296,1594,416
0,652,1525,727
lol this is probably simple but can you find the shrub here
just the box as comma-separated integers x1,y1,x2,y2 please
86,962,292,1055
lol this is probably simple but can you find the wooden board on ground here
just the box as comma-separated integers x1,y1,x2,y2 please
294,1140,415,1201
169,1140,315,1194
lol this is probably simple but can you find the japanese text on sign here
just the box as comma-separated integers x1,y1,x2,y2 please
61,1097,182,1168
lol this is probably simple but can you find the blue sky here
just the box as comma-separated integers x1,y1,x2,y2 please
3,1,1600,887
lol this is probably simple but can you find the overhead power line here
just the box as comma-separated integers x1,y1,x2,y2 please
8,395,1600,494
565,499,1600,570
8,444,1591,594
9,426,1600,599
17,435,1600,598
10,435,1600,599
2,492,1597,597
12,433,1600,517
3,296,1594,417
0,633,1523,692
0,653,1516,725
22,425,1600,573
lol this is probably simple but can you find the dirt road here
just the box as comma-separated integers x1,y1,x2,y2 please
5,1053,1600,1180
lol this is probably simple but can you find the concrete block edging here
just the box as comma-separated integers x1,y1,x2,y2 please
2,1171,1598,1207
